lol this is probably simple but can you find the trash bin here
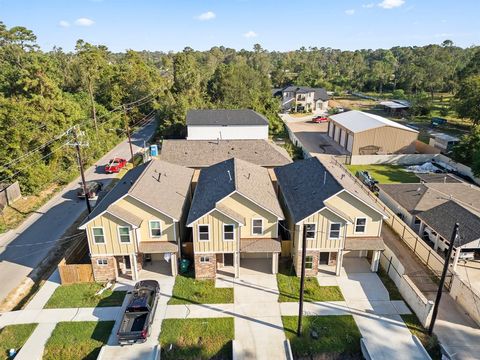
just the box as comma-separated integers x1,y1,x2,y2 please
180,259,190,274
150,144,158,157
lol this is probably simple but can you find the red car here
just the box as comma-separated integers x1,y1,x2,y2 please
105,158,127,173
312,116,329,123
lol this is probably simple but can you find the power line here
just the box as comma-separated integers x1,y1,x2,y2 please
0,232,85,249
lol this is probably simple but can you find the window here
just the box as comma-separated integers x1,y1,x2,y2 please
92,227,105,244
149,220,162,237
252,219,263,235
200,256,210,263
329,223,341,239
355,218,367,233
305,256,314,269
223,224,235,241
96,258,108,266
118,226,131,243
414,217,421,226
198,225,210,241
305,224,316,240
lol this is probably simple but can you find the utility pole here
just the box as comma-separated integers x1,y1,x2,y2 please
123,105,135,165
428,222,459,335
297,225,307,336
68,126,92,214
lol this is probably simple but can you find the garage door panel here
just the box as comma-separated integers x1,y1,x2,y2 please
240,253,272,259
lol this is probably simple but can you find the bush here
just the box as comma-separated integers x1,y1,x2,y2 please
392,89,406,99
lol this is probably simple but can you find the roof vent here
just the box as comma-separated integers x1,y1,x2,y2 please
227,170,232,182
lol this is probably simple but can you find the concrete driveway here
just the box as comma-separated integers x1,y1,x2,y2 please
234,259,287,360
0,120,157,304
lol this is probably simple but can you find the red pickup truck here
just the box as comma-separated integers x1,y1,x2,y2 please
105,158,127,173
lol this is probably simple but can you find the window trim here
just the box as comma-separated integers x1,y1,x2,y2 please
198,224,210,242
354,217,367,234
91,226,106,245
251,218,264,236
223,224,235,241
117,226,132,244
96,258,108,266
305,256,314,270
149,220,162,238
304,223,316,240
329,222,342,240
200,256,210,263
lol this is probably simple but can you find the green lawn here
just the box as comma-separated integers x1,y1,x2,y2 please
283,315,361,358
376,267,403,301
168,273,234,305
160,318,234,360
347,164,419,184
277,264,344,303
0,324,37,360
44,283,126,308
43,321,114,360
401,314,441,360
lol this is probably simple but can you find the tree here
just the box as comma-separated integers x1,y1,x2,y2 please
452,126,480,175
455,75,480,125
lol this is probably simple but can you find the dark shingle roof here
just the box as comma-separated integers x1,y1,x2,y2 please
274,157,344,223
160,139,291,168
186,109,269,126
187,158,283,225
417,201,480,247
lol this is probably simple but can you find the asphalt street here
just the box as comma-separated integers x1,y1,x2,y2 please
0,119,157,303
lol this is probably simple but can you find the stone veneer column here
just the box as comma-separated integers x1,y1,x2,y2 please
194,253,217,279
295,250,320,277
91,256,116,282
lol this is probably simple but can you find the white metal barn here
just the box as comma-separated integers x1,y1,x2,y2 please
186,109,269,140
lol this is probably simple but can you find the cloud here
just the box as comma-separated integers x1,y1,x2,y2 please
362,3,375,8
59,20,70,28
74,17,95,27
345,9,355,15
378,0,405,9
243,30,258,38
196,11,216,21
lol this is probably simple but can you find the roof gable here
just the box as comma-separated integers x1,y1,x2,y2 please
274,157,344,223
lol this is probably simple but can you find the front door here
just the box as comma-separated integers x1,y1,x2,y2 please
319,252,329,265
124,255,131,270
224,253,234,266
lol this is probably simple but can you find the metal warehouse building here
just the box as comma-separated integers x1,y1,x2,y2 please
327,110,418,155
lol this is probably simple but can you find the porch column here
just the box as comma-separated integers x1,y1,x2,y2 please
234,252,240,278
336,250,343,276
452,247,461,273
131,253,139,281
370,250,381,272
418,221,425,236
272,253,279,274
171,254,178,276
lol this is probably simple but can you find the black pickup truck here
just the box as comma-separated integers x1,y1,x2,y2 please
117,280,160,345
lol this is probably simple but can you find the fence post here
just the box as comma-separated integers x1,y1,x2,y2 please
426,250,431,267
387,256,392,274
402,225,406,239
414,238,418,254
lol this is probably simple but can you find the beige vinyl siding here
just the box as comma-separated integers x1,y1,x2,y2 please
193,210,238,253
87,213,136,255
117,196,176,242
298,208,345,250
325,191,382,237
219,192,278,239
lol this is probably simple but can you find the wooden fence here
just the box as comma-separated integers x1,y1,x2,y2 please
58,234,94,284
281,240,292,257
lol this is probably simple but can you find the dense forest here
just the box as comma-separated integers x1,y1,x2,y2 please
1,21,480,195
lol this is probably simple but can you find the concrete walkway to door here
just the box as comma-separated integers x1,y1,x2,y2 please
320,257,430,360
233,259,287,360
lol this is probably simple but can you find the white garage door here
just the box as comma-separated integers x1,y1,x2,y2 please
328,122,334,137
347,134,354,152
241,253,272,259
340,129,346,147
334,126,340,142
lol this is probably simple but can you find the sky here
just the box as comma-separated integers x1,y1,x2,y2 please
0,0,479,52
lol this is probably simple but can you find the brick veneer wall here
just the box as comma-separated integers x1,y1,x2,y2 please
329,251,338,266
194,253,216,279
91,256,116,282
294,250,320,277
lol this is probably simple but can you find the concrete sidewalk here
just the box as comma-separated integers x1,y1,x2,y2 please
24,270,61,311
14,323,57,360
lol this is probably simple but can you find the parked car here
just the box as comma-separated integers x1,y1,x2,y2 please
431,117,447,127
105,158,127,173
117,280,160,345
356,171,379,192
312,116,329,123
76,181,103,199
